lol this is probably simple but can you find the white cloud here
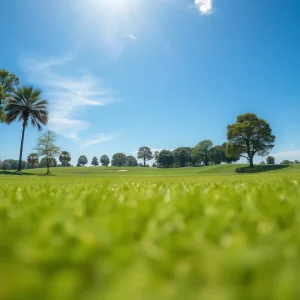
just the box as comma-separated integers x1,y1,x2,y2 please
22,56,116,140
271,150,300,163
48,118,90,140
151,148,174,153
194,0,213,15
81,133,115,149
126,33,137,40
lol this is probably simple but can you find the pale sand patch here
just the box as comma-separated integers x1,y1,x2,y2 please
117,170,128,172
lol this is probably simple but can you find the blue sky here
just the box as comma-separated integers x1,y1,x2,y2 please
1,0,300,165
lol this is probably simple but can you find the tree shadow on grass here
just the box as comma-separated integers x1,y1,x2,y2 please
0,170,55,176
236,165,290,174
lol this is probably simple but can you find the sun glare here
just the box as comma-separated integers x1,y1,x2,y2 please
84,0,138,14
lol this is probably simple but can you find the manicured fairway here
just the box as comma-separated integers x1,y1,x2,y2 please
1,165,300,300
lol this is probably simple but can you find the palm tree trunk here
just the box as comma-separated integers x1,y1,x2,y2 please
17,120,26,171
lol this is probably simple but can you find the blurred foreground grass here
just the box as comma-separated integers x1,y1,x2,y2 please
1,175,300,299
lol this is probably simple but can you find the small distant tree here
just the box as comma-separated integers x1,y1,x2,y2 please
27,153,39,169
173,147,192,167
221,143,240,164
152,163,157,168
111,153,127,167
192,139,213,166
137,146,153,167
126,155,138,167
39,157,57,168
100,155,110,166
158,150,174,168
91,156,99,166
59,151,71,167
266,156,275,165
78,155,88,167
259,161,266,165
280,160,293,165
210,145,224,165
35,131,60,174
76,163,81,167
294,160,300,164
226,113,275,168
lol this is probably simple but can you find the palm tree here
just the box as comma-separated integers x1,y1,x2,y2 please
59,151,71,167
27,153,39,169
5,86,48,171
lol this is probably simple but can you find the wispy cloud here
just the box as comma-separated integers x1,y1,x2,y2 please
126,33,137,40
151,148,174,153
22,55,116,140
272,150,300,163
81,133,115,149
194,0,213,15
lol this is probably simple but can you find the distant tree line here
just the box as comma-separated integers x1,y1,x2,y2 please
80,113,277,168
0,160,27,170
0,69,294,170
259,157,300,165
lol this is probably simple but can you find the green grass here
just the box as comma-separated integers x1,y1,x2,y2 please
1,165,300,299
1,164,299,179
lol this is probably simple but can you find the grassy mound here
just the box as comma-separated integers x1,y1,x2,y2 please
236,165,290,173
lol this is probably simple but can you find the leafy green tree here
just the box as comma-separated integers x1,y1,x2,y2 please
78,155,88,167
38,157,57,168
266,156,275,165
192,140,213,166
173,147,192,167
222,143,240,164
294,160,300,164
0,69,19,122
59,151,71,167
100,155,110,167
126,155,138,166
111,153,127,167
158,150,174,168
210,143,240,165
5,86,48,171
259,161,266,165
91,157,99,166
226,113,275,168
35,131,60,174
27,153,39,169
210,145,224,165
137,146,153,167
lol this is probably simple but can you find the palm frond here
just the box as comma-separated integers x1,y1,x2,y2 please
4,85,49,128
